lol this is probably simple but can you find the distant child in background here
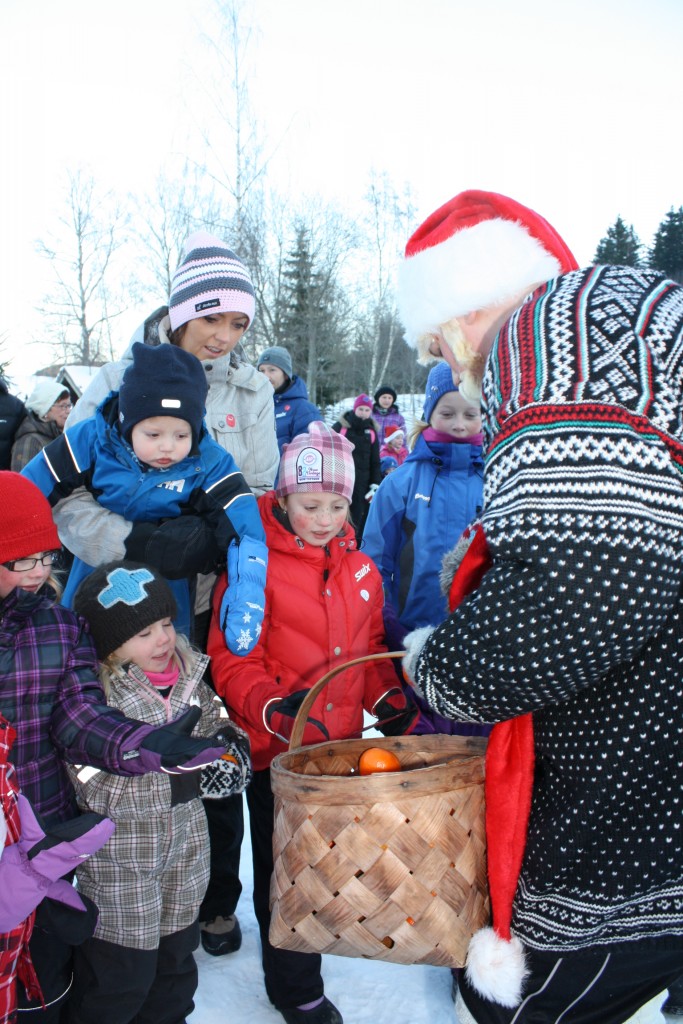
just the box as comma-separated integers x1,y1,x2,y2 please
362,362,488,736
257,346,322,455
68,562,251,1024
372,386,406,447
22,342,267,652
380,455,399,478
208,422,417,1024
379,425,408,466
332,395,381,541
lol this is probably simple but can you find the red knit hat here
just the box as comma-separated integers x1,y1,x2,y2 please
0,472,60,564
397,190,578,360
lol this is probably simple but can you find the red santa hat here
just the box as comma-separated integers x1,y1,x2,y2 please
447,522,535,1009
384,425,405,443
397,190,578,362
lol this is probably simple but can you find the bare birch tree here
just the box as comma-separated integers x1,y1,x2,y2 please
358,172,417,393
36,170,128,365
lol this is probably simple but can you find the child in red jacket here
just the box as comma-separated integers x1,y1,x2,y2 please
208,421,415,1024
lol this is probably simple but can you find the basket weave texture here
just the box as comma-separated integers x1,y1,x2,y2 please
269,714,489,968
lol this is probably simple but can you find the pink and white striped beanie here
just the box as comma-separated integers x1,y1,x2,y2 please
276,422,355,504
169,231,256,331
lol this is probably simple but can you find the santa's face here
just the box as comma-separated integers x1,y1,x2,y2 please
427,317,487,404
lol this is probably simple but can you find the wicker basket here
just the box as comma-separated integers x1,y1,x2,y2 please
269,653,489,969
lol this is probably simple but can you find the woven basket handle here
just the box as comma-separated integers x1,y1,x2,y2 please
288,651,406,751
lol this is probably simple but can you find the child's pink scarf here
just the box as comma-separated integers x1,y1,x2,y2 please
145,660,180,690
423,427,484,445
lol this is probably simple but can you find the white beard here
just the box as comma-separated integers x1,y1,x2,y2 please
441,318,485,405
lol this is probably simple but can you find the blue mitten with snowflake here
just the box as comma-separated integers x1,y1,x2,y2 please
220,537,268,655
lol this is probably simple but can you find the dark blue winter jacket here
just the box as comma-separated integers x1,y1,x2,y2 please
361,433,484,640
272,376,322,454
362,433,487,738
22,396,265,636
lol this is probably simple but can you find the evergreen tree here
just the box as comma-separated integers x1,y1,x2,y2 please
279,219,353,408
650,207,683,283
593,216,642,267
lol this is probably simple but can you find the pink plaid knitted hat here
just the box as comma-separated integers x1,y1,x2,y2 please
276,422,355,504
169,231,256,331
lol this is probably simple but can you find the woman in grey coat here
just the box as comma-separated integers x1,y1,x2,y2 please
52,231,278,960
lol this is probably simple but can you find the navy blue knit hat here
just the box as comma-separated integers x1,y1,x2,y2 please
422,361,458,423
118,343,208,445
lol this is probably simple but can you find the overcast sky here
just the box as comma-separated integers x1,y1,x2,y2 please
2,0,682,379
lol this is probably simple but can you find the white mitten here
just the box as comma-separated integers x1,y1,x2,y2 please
401,626,436,698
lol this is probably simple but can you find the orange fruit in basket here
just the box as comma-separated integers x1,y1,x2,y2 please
358,747,401,775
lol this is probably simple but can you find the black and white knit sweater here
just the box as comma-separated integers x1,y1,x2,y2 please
415,266,683,954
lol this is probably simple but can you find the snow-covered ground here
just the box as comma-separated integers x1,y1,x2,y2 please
190,800,458,1024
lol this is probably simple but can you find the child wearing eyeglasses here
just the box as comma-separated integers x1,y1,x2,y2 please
0,549,61,598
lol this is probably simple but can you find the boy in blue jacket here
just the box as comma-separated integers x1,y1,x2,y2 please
257,346,322,455
22,343,266,655
362,362,490,742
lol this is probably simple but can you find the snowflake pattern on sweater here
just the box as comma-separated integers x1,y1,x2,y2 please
415,266,683,953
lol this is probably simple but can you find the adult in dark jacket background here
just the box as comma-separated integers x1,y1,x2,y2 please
11,379,71,472
257,346,321,455
0,377,26,470
332,394,381,542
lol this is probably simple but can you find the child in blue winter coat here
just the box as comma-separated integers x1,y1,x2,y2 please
257,346,322,455
22,343,267,655
362,362,488,737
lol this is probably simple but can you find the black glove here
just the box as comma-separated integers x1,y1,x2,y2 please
123,707,230,775
264,689,330,745
372,686,419,737
125,515,223,579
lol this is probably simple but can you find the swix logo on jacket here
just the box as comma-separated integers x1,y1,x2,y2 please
354,562,371,582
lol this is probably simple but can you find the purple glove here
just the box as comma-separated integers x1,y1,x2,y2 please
121,706,230,775
0,796,115,931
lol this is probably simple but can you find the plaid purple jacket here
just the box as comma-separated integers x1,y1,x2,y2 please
0,588,141,824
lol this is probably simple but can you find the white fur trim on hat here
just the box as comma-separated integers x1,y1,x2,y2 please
465,926,528,1009
397,217,563,347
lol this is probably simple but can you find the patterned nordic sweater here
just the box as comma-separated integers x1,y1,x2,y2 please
415,266,683,954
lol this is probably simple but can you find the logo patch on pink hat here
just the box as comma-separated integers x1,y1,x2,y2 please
296,447,323,484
